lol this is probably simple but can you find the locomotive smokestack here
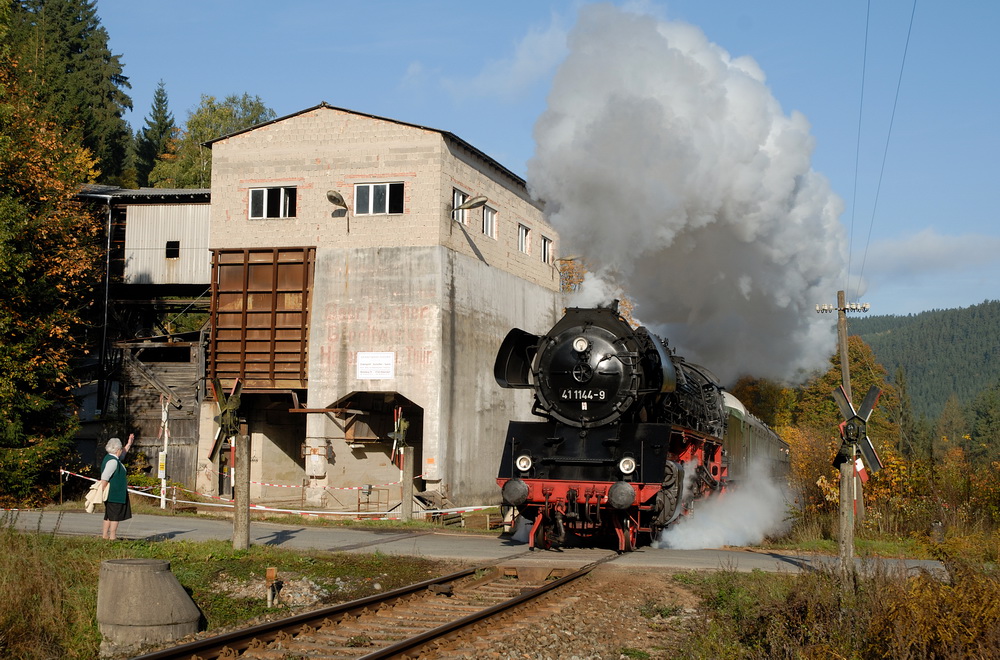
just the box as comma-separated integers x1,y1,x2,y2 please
529,5,848,384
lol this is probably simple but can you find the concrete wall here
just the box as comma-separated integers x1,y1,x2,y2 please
246,396,307,504
208,106,558,286
307,245,559,503
205,105,562,506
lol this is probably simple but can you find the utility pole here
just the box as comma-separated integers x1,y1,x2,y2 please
816,291,870,579
390,410,413,522
158,397,169,509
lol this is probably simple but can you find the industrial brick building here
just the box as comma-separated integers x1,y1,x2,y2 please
197,103,561,509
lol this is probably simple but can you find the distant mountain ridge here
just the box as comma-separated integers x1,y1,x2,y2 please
850,299,1000,421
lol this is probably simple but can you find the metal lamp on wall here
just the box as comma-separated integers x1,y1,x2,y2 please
327,190,349,230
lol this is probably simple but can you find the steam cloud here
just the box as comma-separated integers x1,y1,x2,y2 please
655,460,791,549
528,4,848,384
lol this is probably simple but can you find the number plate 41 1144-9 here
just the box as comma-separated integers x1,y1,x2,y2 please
560,389,606,401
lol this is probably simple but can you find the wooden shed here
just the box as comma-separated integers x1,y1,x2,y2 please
118,332,206,490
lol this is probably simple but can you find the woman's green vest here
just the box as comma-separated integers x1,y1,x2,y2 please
101,454,127,503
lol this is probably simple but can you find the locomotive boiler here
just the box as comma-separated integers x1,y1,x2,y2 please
494,303,787,551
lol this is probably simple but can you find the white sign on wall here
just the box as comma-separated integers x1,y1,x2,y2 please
357,351,395,379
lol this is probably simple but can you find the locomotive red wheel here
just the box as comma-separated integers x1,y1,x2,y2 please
612,514,637,552
622,518,635,552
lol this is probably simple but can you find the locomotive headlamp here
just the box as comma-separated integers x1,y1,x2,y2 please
515,454,533,472
618,456,637,475
572,336,589,353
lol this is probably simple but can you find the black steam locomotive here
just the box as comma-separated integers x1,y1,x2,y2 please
494,303,788,551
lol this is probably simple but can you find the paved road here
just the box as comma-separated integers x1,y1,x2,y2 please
9,509,940,575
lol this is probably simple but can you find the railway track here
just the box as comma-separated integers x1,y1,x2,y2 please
131,552,619,660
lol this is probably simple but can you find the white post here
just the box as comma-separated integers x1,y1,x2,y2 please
400,446,414,522
159,398,169,509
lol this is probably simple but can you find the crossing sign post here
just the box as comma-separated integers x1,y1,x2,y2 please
831,383,883,579
817,290,875,583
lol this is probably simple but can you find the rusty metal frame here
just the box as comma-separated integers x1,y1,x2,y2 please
208,247,315,391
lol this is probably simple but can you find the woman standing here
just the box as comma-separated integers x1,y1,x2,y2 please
99,433,134,540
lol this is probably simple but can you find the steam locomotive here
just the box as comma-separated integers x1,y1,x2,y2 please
494,303,788,551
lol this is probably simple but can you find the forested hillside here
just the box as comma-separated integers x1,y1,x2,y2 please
851,299,1000,420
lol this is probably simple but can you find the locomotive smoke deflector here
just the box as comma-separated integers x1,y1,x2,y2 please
494,327,539,389
644,326,678,394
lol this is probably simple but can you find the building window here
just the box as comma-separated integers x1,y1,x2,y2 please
483,206,497,239
165,240,180,259
541,236,553,264
355,182,404,215
452,189,468,225
518,223,531,254
249,186,296,219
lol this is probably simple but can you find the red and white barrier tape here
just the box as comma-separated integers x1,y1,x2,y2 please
58,469,494,517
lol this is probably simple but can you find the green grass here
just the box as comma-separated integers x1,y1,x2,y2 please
638,599,683,619
19,499,1000,659
0,516,458,659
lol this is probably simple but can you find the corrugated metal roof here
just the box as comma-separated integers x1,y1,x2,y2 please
78,184,210,203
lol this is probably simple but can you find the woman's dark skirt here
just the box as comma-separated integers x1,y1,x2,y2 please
104,496,132,522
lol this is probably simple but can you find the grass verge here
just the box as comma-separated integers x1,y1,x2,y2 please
0,512,459,659
668,553,1000,659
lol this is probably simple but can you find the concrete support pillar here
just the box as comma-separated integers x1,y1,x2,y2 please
97,559,200,657
233,433,250,550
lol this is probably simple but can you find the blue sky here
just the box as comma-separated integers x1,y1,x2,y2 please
99,0,999,320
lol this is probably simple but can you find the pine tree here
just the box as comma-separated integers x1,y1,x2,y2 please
8,0,132,184
149,93,275,188
935,394,968,456
893,366,917,458
966,381,1000,466
134,80,175,187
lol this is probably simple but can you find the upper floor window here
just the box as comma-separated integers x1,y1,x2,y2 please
249,186,296,219
518,223,531,254
165,240,180,259
356,182,404,215
452,189,468,225
541,236,554,264
483,206,497,239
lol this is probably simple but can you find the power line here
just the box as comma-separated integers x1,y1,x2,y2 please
851,0,919,301
846,0,873,295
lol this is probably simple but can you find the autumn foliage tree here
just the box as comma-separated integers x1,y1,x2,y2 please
0,18,102,502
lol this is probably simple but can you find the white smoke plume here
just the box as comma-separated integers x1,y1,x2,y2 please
530,4,847,384
655,460,791,549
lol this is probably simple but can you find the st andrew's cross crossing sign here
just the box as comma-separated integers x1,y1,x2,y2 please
831,384,884,474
